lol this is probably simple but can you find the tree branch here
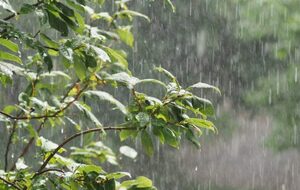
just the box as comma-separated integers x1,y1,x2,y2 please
131,89,142,109
9,119,47,171
34,126,137,178
4,111,22,171
0,84,88,121
0,176,22,190
9,83,87,171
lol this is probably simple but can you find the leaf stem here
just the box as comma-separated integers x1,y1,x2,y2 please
9,82,87,171
0,84,88,121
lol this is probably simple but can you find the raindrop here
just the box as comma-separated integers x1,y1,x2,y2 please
276,69,280,95
268,88,272,105
80,131,83,147
295,67,298,82
293,124,297,145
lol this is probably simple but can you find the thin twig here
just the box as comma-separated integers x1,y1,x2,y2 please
0,176,22,190
9,83,87,170
131,89,142,109
4,111,22,171
33,126,137,178
9,119,47,171
0,84,88,121
33,30,41,38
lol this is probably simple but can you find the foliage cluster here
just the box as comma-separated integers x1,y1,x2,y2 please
0,0,218,189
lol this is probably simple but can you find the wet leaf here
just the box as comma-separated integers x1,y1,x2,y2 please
84,90,127,114
0,38,19,52
119,145,137,159
187,82,221,94
0,50,21,64
106,72,139,89
46,9,68,36
0,0,15,13
185,118,215,132
16,158,28,170
116,10,150,22
90,45,111,62
106,172,131,180
116,26,134,47
162,128,179,148
141,131,154,156
37,136,66,153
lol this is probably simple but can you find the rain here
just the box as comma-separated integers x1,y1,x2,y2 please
0,0,300,189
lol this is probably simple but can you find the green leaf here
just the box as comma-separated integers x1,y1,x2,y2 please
84,90,127,114
135,112,150,127
187,82,221,94
104,47,128,67
116,26,134,47
135,176,153,188
19,3,36,14
141,131,154,156
154,66,180,87
119,145,137,159
106,72,139,89
3,105,16,114
119,129,138,141
40,33,59,49
186,128,201,148
0,38,19,52
91,12,112,22
76,164,103,173
165,0,176,12
37,136,66,153
73,54,86,80
0,61,24,78
74,102,103,128
152,125,165,144
27,124,38,138
40,71,71,80
46,9,68,36
190,96,215,116
115,10,150,22
54,154,81,172
66,0,85,13
58,12,78,31
84,53,97,68
0,50,21,64
74,12,85,33
15,158,28,170
43,54,53,72
90,45,111,62
185,118,215,132
120,176,153,189
162,128,179,148
104,179,116,190
60,47,74,62
55,2,75,17
106,172,131,180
